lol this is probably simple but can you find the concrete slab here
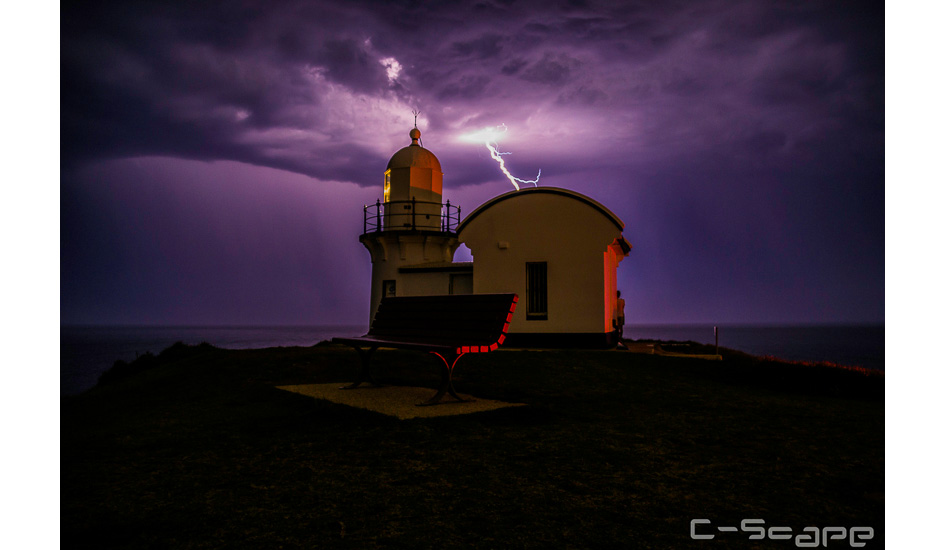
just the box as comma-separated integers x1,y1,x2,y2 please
277,383,527,420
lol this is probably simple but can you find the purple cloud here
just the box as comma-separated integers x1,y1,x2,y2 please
61,0,883,325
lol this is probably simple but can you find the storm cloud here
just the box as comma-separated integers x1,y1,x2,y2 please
61,0,884,325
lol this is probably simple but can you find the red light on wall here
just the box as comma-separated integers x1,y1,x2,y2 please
461,346,470,354
512,295,519,303
497,334,506,345
502,322,510,333
489,343,498,351
506,312,513,322
480,346,490,353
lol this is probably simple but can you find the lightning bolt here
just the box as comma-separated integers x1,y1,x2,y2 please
460,124,541,191
485,142,541,191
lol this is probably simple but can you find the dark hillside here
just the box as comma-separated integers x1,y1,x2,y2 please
62,343,884,549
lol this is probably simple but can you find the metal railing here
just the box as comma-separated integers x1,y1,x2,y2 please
363,199,461,234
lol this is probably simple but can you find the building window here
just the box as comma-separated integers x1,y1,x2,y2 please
383,170,391,203
382,279,396,298
525,262,548,320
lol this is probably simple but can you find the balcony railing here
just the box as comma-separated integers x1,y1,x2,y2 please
363,199,461,234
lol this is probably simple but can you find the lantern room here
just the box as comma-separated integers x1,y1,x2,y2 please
382,127,444,231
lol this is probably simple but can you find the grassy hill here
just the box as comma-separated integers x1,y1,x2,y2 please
61,342,884,549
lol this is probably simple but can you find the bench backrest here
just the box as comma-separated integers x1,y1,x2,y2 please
369,294,518,351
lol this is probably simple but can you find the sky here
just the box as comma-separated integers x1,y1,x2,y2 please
59,0,884,326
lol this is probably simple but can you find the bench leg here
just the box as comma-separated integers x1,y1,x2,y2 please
340,345,380,390
418,352,471,406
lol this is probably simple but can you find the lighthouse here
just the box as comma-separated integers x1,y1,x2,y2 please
355,124,630,347
359,127,469,325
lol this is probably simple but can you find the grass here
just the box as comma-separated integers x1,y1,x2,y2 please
61,341,884,549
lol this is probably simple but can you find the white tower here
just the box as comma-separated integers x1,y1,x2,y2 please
359,127,462,325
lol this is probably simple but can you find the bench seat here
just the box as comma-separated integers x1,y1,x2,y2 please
332,293,518,405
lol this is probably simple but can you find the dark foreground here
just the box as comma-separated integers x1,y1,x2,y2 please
61,342,884,549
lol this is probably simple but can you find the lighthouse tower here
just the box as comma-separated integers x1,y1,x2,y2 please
359,127,464,325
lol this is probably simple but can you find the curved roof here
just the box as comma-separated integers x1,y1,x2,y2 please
386,128,443,173
458,187,625,233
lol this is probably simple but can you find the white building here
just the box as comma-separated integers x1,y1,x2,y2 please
359,127,630,347
458,188,631,347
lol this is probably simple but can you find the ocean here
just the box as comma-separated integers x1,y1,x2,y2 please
627,324,884,371
60,324,884,396
60,325,365,397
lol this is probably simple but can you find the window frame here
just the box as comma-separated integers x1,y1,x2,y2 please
525,261,548,321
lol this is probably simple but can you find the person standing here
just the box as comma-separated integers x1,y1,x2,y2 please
616,290,626,344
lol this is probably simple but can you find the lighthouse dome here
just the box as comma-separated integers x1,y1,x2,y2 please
387,128,443,173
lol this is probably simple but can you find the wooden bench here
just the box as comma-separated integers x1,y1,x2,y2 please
332,293,519,405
